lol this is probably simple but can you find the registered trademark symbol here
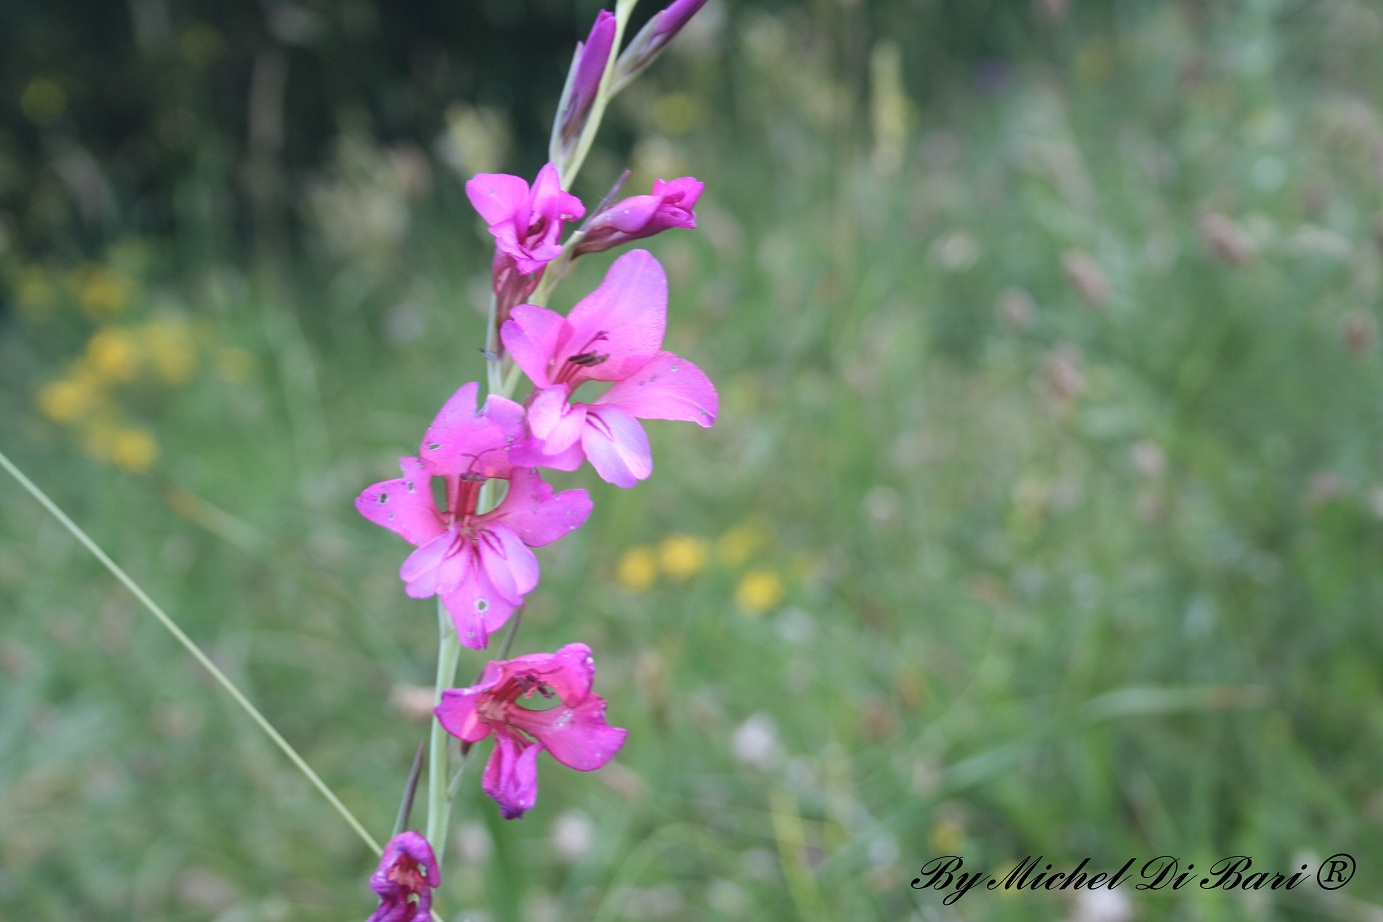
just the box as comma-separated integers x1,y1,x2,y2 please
1316,853,1356,890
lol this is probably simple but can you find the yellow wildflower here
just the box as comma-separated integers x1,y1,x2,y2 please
38,377,99,423
658,534,707,580
616,546,658,592
110,427,158,473
142,318,197,383
734,569,784,615
84,327,141,383
716,519,768,567
73,264,132,319
930,818,965,854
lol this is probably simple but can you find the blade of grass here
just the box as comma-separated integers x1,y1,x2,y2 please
0,448,382,855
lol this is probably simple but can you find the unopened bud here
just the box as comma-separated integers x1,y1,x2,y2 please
550,11,617,169
612,0,711,92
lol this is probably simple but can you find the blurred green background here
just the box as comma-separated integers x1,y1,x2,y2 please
3,0,1383,920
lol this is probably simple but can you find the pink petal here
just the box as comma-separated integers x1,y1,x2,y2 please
595,351,717,426
528,386,588,455
596,194,662,233
491,468,592,548
354,457,446,546
529,162,585,224
509,694,627,771
511,240,563,275
440,569,518,650
582,404,653,488
508,434,587,472
400,529,464,598
435,687,491,743
420,384,523,479
563,249,667,383
651,176,704,218
475,524,540,603
501,304,567,389
547,642,598,703
482,734,543,819
466,173,531,227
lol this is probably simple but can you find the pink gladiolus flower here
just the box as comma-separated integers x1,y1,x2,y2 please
435,642,627,819
467,163,584,274
571,177,703,257
355,382,592,648
553,11,617,153
366,831,439,922
501,249,718,488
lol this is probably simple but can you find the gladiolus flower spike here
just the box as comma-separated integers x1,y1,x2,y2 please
436,643,627,819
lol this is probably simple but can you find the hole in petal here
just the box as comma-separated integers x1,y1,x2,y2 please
475,598,489,613
428,442,442,451
377,493,389,504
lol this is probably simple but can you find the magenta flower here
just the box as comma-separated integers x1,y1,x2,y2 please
355,382,592,648
467,163,585,274
366,831,439,922
501,249,718,488
435,642,627,819
552,11,617,156
571,177,703,257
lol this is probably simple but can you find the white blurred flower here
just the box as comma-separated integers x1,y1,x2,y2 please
1066,887,1134,922
732,712,783,770
550,809,595,864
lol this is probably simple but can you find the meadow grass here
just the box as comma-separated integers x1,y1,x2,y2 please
3,4,1383,920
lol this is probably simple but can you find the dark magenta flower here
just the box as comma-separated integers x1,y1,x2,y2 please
435,643,627,819
355,383,592,648
552,11,618,156
501,249,717,487
366,831,439,922
571,177,703,257
467,164,584,274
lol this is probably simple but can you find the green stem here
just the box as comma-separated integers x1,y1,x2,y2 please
425,601,462,866
0,448,383,855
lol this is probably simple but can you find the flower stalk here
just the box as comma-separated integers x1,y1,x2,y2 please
357,0,718,912
424,601,462,867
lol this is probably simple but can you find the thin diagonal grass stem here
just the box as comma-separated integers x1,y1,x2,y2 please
0,448,382,855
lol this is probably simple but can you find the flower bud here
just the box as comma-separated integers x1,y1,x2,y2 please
550,11,617,169
571,177,703,256
612,0,711,92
